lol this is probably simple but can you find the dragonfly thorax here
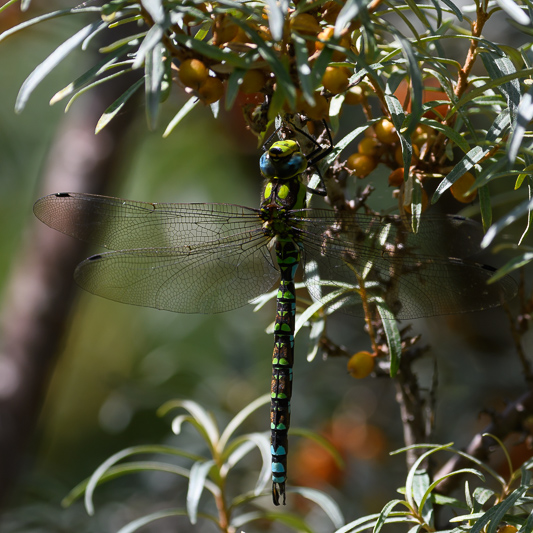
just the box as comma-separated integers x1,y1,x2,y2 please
260,139,307,180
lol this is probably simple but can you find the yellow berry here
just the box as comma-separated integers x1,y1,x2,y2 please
411,124,435,147
497,526,517,533
198,76,224,104
321,1,342,25
214,15,239,45
299,92,329,121
388,168,404,187
178,59,209,89
240,69,267,94
183,3,207,26
322,66,350,95
315,26,334,51
450,172,477,203
347,351,374,379
290,12,321,35
394,144,420,167
375,118,398,144
358,137,380,157
346,153,378,178
345,85,363,105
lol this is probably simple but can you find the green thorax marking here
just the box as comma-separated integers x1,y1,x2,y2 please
260,139,307,212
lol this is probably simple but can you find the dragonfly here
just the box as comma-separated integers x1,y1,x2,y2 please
33,125,517,505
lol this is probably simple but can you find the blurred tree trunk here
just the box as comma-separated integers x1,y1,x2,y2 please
0,61,140,507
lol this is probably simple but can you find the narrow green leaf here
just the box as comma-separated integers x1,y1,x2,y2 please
473,486,528,533
95,77,144,133
479,185,492,232
432,146,487,202
480,51,521,122
481,195,533,248
293,33,315,105
0,7,100,43
509,87,533,163
374,500,410,533
218,394,270,449
307,317,325,362
173,31,249,69
264,0,285,41
439,0,463,20
290,428,345,469
420,117,470,153
225,68,244,111
15,21,103,113
50,44,133,104
133,23,164,69
335,0,365,37
83,446,205,515
99,32,147,53
492,253,533,279
65,68,133,113
0,0,18,14
145,43,165,130
141,0,165,24
396,35,423,133
117,509,217,533
496,0,531,25
376,302,401,377
290,487,345,529
187,460,216,524
163,97,199,137
412,470,433,526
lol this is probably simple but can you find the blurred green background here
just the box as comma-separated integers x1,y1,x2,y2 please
0,3,530,532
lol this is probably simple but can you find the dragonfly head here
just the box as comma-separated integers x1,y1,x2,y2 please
260,139,308,180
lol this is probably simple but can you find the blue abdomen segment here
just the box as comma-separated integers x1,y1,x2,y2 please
271,238,300,506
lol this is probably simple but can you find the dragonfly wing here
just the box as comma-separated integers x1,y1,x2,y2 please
74,232,278,314
295,209,517,319
33,193,262,249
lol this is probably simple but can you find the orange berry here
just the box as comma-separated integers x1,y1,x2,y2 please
290,12,321,35
403,187,429,213
198,76,224,104
347,351,374,379
240,69,267,94
358,137,380,157
497,527,517,533
230,25,252,43
178,59,209,89
214,15,239,45
345,85,363,105
346,153,378,178
322,66,350,94
450,172,477,203
394,144,420,167
375,118,398,144
388,168,404,187
364,126,375,138
299,92,329,120
411,124,435,147
315,26,334,51
183,3,207,26
321,1,342,25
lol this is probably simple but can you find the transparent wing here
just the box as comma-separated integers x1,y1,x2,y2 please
33,192,263,249
292,209,517,319
75,232,278,314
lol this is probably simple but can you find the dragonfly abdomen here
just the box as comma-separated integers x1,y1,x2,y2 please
271,237,300,506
